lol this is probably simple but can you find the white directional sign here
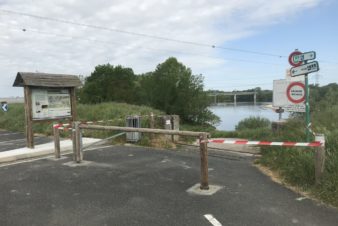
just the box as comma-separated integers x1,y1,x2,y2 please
1,102,8,112
290,61,319,77
292,51,316,65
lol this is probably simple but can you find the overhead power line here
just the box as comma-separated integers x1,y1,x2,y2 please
0,8,286,58
0,25,284,66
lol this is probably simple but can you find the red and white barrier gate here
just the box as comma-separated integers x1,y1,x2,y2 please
208,139,323,147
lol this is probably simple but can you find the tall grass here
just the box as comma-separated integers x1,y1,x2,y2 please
0,102,164,137
210,115,338,207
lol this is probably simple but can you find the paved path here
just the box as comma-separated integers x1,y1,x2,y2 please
0,130,52,152
0,145,337,226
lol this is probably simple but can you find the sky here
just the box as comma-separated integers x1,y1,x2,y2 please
0,0,337,97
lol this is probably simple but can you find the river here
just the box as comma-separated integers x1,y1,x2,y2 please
209,103,288,131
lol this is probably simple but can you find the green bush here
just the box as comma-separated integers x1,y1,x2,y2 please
0,102,164,139
235,116,270,131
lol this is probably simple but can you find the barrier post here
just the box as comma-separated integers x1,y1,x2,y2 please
53,125,61,158
72,122,77,162
199,133,209,190
171,115,180,142
315,134,325,184
73,121,82,163
149,112,154,139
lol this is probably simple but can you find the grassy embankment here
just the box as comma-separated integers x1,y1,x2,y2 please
210,113,338,208
0,102,164,139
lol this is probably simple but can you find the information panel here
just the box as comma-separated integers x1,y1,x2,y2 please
31,88,71,120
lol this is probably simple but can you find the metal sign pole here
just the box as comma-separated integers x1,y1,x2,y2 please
305,73,310,142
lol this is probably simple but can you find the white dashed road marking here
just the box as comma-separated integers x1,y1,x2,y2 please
0,132,21,136
0,138,26,144
204,214,222,226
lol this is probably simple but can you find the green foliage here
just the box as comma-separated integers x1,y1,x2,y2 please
0,102,164,138
235,116,270,131
79,64,136,104
210,130,239,138
138,57,220,125
256,83,338,207
0,103,25,132
258,147,315,189
79,58,219,126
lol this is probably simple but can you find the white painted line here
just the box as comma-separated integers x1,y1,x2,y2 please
0,132,21,136
204,214,222,226
0,138,26,144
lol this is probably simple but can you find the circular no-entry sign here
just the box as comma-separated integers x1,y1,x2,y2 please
288,51,303,67
286,82,305,104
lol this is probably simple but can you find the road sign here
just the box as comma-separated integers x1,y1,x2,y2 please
290,61,319,77
288,50,303,66
287,82,305,104
273,79,288,107
293,51,316,65
273,80,305,112
1,102,8,112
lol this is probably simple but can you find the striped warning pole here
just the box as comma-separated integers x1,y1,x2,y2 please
208,139,323,147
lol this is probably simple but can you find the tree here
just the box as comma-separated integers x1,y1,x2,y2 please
141,57,219,124
80,64,136,104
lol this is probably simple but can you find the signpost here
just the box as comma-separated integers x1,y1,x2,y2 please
288,50,319,141
289,51,316,67
290,61,319,77
1,101,8,112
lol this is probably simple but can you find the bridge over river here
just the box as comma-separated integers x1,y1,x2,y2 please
209,91,257,105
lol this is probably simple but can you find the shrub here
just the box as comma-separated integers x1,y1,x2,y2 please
235,116,270,131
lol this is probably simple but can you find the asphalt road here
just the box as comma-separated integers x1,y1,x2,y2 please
0,130,52,152
0,145,337,226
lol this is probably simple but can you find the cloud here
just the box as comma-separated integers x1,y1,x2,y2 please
0,0,321,96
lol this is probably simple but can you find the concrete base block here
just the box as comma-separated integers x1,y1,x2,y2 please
47,156,68,161
63,160,93,167
186,183,223,196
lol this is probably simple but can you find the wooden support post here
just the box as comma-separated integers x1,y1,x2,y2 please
163,115,172,140
24,87,34,148
234,94,237,106
199,133,209,190
171,115,180,142
75,121,82,163
315,134,326,185
70,88,77,121
53,126,61,158
72,123,77,162
149,112,154,139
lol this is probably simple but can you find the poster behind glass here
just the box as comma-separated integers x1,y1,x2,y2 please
31,88,71,120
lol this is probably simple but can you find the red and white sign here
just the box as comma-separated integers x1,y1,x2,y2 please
273,79,305,112
288,51,302,67
286,82,305,104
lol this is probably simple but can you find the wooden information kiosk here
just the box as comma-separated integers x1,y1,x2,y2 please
13,72,82,148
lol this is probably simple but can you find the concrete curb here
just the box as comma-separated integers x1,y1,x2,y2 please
0,138,101,164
